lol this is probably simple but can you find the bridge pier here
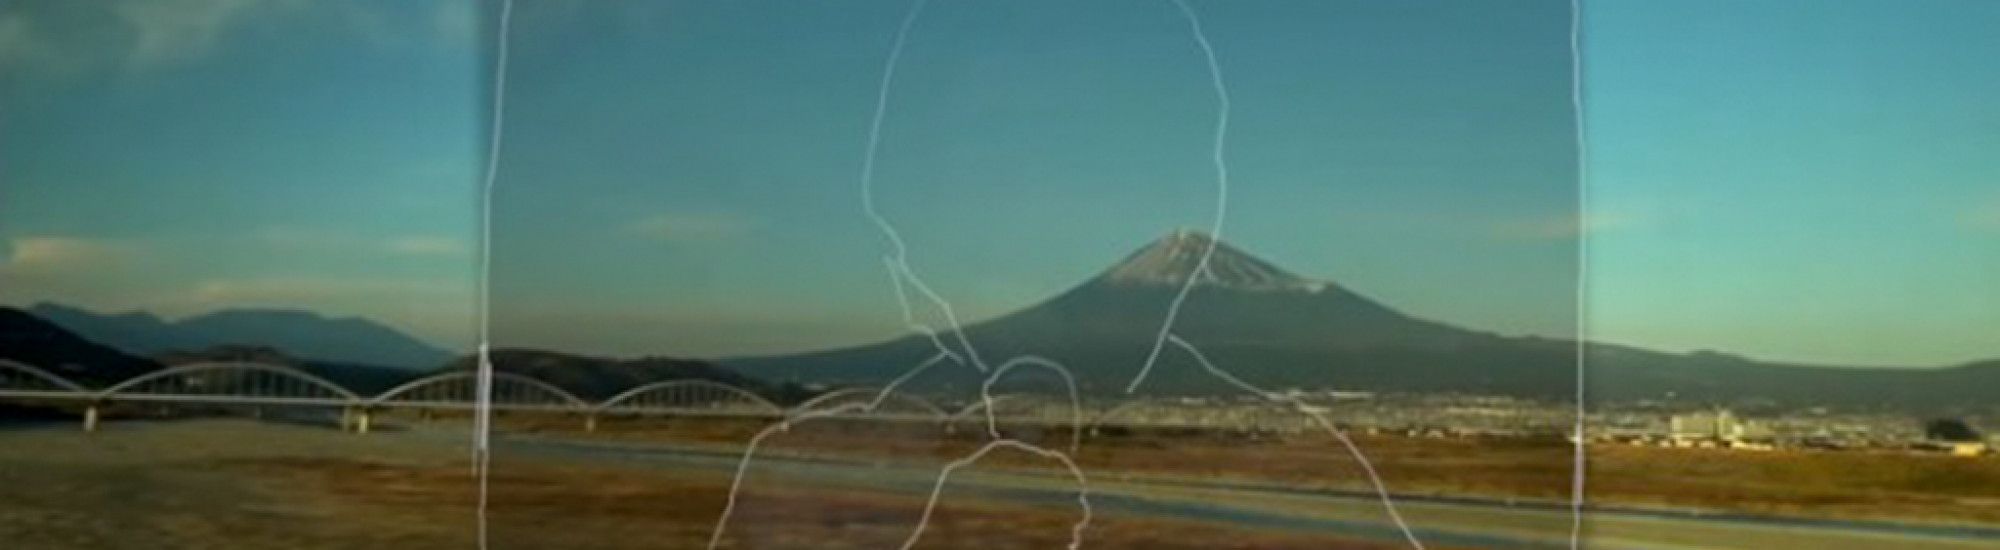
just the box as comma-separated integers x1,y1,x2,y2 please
82,404,99,433
338,407,374,434
584,414,598,433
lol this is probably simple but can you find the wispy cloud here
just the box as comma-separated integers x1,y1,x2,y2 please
385,236,468,257
0,236,154,310
185,277,463,305
1961,201,2000,232
111,0,295,68
1492,211,1643,241
1,0,473,77
0,234,472,349
250,226,353,249
167,276,474,350
250,227,469,258
0,13,50,68
0,236,136,275
429,2,477,47
624,212,759,243
0,0,300,75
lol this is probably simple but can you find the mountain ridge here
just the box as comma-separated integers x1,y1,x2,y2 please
2,306,792,402
151,344,417,395
1102,229,1324,292
726,231,1998,411
27,302,453,370
0,306,162,387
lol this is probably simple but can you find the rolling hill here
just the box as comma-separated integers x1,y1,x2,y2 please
0,306,162,387
28,303,454,370
151,344,422,396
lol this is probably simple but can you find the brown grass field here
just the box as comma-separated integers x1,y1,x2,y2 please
236,456,1422,550
5,413,1999,549
0,418,1438,549
505,413,2000,528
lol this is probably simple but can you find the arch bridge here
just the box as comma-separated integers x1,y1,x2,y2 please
0,360,1165,434
0,360,792,433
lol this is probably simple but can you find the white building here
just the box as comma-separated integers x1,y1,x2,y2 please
1669,408,1771,447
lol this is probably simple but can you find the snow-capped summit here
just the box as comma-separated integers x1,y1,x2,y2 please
1100,229,1319,292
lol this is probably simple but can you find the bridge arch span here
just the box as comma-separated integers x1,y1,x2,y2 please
0,359,89,393
369,371,586,409
596,379,782,415
98,361,361,402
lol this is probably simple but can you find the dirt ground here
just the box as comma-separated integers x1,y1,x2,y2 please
0,419,1412,549
524,414,2000,527
7,415,1998,549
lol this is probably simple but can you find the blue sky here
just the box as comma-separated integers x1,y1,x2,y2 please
1584,0,2000,366
487,0,1580,357
1,0,1992,367
0,0,483,349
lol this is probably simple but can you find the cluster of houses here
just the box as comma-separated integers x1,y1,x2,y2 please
1594,407,1993,456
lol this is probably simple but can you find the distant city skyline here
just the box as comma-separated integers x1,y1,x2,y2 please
2,0,1994,367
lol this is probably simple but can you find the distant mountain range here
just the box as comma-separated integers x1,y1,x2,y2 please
5,231,1993,413
0,305,794,404
151,344,420,396
0,307,160,387
728,231,2000,412
27,303,454,370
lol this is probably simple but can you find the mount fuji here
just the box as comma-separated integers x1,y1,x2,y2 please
726,230,2000,410
727,230,1559,398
